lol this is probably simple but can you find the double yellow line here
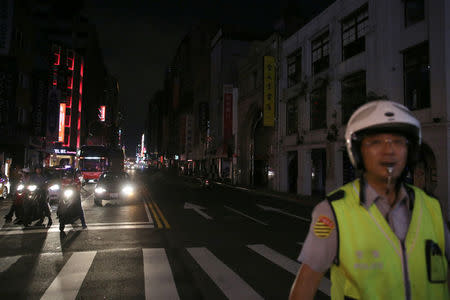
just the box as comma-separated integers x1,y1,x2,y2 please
146,199,170,229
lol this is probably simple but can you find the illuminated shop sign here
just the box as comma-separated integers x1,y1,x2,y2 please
98,105,106,122
54,148,76,155
58,103,66,142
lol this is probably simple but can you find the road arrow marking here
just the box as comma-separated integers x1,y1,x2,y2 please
184,202,213,220
256,204,310,222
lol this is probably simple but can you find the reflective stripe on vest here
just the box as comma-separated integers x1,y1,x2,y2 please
329,179,448,300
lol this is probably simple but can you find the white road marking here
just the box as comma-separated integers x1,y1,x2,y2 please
41,251,96,300
224,206,268,226
0,224,155,235
234,186,249,191
184,202,213,220
0,255,21,273
247,244,330,296
143,248,179,300
256,204,310,222
187,247,263,300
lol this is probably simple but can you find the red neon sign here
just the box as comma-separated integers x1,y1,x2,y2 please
67,76,73,89
54,51,60,66
67,51,74,70
99,105,106,122
58,103,66,142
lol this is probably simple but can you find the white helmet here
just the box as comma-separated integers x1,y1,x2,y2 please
345,100,421,169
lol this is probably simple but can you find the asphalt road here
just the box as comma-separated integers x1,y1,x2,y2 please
0,168,331,299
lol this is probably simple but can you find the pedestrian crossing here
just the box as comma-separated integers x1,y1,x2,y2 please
0,244,331,299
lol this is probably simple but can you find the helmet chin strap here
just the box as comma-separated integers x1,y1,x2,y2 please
386,167,394,195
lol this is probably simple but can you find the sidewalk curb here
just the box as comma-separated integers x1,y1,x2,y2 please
163,171,320,208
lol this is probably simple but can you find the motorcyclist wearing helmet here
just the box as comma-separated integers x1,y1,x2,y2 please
290,100,449,299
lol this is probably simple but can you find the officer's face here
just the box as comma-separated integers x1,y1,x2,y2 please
361,133,408,183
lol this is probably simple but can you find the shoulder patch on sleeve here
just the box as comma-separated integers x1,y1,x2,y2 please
326,189,345,202
313,215,335,238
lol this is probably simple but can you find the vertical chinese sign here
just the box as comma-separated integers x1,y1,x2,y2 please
263,56,275,127
98,105,106,122
223,84,233,142
58,103,66,142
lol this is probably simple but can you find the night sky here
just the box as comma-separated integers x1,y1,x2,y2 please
85,0,332,155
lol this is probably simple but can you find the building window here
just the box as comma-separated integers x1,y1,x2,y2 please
405,0,425,27
67,50,75,70
404,42,430,110
341,71,366,124
342,4,368,60
287,49,301,88
312,32,329,75
286,98,298,135
310,87,327,130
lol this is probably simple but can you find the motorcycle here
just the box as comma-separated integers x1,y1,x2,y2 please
57,185,82,232
22,183,48,227
6,182,27,223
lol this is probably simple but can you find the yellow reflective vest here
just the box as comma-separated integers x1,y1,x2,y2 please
328,179,448,300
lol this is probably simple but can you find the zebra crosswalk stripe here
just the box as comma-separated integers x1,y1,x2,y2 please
187,247,263,300
143,248,179,300
0,255,20,273
247,244,331,296
41,251,96,300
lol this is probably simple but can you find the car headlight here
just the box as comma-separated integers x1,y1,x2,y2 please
121,185,134,196
63,189,74,198
27,185,37,192
49,184,60,191
17,184,25,191
95,187,106,194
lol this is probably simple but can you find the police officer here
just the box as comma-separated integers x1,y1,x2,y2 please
289,101,449,299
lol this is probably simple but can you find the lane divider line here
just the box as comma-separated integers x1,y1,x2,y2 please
147,200,163,228
224,205,268,226
152,201,170,229
143,197,154,224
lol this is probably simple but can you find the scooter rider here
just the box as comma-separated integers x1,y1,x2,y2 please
289,100,449,299
29,166,52,227
4,167,29,223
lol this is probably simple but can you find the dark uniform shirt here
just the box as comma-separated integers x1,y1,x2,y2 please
299,182,450,273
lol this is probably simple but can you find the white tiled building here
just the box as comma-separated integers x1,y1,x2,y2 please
277,0,450,221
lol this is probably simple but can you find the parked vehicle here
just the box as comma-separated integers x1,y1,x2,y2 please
199,177,213,190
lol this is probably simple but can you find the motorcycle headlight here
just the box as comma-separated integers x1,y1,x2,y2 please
27,185,37,192
95,187,106,194
17,184,25,191
121,185,134,196
49,184,60,191
63,189,74,198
